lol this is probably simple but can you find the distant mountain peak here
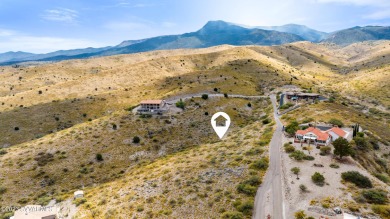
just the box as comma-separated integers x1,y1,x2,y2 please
1,21,389,65
201,20,238,30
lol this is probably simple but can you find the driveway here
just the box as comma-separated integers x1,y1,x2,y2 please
253,94,285,219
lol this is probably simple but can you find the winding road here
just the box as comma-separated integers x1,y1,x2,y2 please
253,94,285,219
165,93,267,104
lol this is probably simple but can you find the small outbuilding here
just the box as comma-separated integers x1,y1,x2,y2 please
74,190,84,199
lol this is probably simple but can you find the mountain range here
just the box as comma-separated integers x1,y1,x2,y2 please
1,20,389,65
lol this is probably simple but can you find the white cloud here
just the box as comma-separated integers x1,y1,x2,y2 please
41,8,79,23
0,34,104,53
364,9,390,19
0,29,15,37
162,22,176,28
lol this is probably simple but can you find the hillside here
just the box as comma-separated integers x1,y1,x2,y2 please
324,26,390,46
257,24,328,42
0,41,389,219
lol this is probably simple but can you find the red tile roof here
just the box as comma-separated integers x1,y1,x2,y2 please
295,127,330,141
327,127,347,138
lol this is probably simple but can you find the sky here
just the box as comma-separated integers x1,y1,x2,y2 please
0,0,389,53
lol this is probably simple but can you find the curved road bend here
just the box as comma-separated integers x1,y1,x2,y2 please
253,94,285,219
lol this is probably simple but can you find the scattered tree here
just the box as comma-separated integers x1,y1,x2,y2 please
247,102,252,107
285,120,299,136
201,94,209,100
299,184,307,192
291,167,300,179
333,137,353,159
224,93,228,98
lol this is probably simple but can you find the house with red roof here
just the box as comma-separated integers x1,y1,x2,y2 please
326,127,349,141
137,99,167,114
295,127,331,146
294,126,350,146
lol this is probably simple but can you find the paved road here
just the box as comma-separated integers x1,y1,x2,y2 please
165,93,267,104
253,94,285,219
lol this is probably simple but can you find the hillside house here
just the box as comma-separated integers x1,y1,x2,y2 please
295,126,350,146
11,205,57,219
285,92,320,101
138,100,167,114
295,127,331,146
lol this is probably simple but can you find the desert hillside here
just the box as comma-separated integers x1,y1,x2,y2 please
0,41,389,219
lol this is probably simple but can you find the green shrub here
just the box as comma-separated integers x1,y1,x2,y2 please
372,205,390,218
73,198,87,206
329,163,340,169
236,200,254,216
302,117,314,123
328,118,344,127
224,93,228,98
362,189,388,204
285,121,299,135
289,150,306,161
374,173,390,183
34,152,54,166
247,102,252,107
341,171,372,188
262,118,271,124
0,186,7,194
176,99,185,109
303,155,315,161
201,94,209,100
137,205,144,212
311,172,325,186
294,210,306,219
320,146,331,155
249,157,268,170
284,145,295,153
0,149,7,155
353,136,369,150
96,153,103,161
356,132,364,137
221,211,244,219
133,136,141,144
280,102,294,110
237,176,261,196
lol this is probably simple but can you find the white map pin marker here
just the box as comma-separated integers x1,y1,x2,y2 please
211,112,231,139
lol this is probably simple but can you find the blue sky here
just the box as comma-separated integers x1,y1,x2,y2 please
0,0,389,53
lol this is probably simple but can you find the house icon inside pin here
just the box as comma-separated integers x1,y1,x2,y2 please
214,115,228,127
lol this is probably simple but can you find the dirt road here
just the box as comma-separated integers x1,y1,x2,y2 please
253,94,285,219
